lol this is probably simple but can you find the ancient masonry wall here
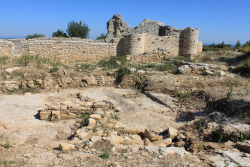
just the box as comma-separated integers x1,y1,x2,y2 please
0,37,117,62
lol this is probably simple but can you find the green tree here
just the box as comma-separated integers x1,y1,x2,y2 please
26,33,45,40
235,40,241,49
66,20,90,38
97,33,106,40
52,29,68,37
219,41,225,48
242,40,250,47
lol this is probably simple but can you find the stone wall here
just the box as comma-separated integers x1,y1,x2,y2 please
0,37,117,62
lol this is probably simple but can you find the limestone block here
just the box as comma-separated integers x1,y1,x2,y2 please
137,70,146,76
153,140,166,147
237,140,250,153
108,135,124,145
51,110,60,121
60,114,70,120
39,111,51,120
168,127,178,139
85,102,93,107
144,138,154,146
93,102,106,108
69,137,83,145
76,128,93,140
26,80,34,88
122,136,132,145
91,136,102,144
94,110,104,115
90,114,101,120
144,129,163,141
163,138,172,146
88,118,96,126
130,135,144,146
5,67,20,74
59,143,75,151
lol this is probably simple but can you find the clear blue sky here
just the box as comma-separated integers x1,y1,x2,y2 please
0,0,249,45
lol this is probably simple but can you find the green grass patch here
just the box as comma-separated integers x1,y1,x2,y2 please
146,63,157,68
157,63,175,71
98,56,127,69
0,56,9,66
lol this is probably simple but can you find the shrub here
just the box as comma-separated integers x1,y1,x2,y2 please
116,66,130,76
26,33,45,40
49,66,59,73
102,147,111,159
146,63,157,68
98,56,127,69
52,29,68,37
233,56,250,77
97,33,106,40
66,20,90,38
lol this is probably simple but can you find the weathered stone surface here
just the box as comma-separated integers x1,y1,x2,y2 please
59,143,75,151
163,138,172,146
0,81,19,91
89,114,101,121
91,136,102,144
168,127,178,139
130,135,144,146
108,135,124,145
5,67,20,74
144,129,163,141
88,118,96,126
76,128,92,140
114,122,126,129
179,65,192,74
51,110,60,121
144,146,159,154
160,147,190,157
39,110,51,120
137,70,146,76
208,150,250,167
93,102,106,108
153,140,166,147
144,138,154,146
237,140,250,153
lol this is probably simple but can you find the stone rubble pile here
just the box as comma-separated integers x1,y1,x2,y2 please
39,93,182,155
178,61,229,76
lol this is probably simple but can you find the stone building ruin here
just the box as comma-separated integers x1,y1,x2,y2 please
105,14,202,57
0,14,202,62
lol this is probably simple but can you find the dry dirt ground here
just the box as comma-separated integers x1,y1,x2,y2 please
0,88,198,167
0,51,250,166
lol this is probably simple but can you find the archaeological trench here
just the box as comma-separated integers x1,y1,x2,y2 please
0,14,250,166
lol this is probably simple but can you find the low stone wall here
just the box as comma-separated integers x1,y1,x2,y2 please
0,37,117,62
